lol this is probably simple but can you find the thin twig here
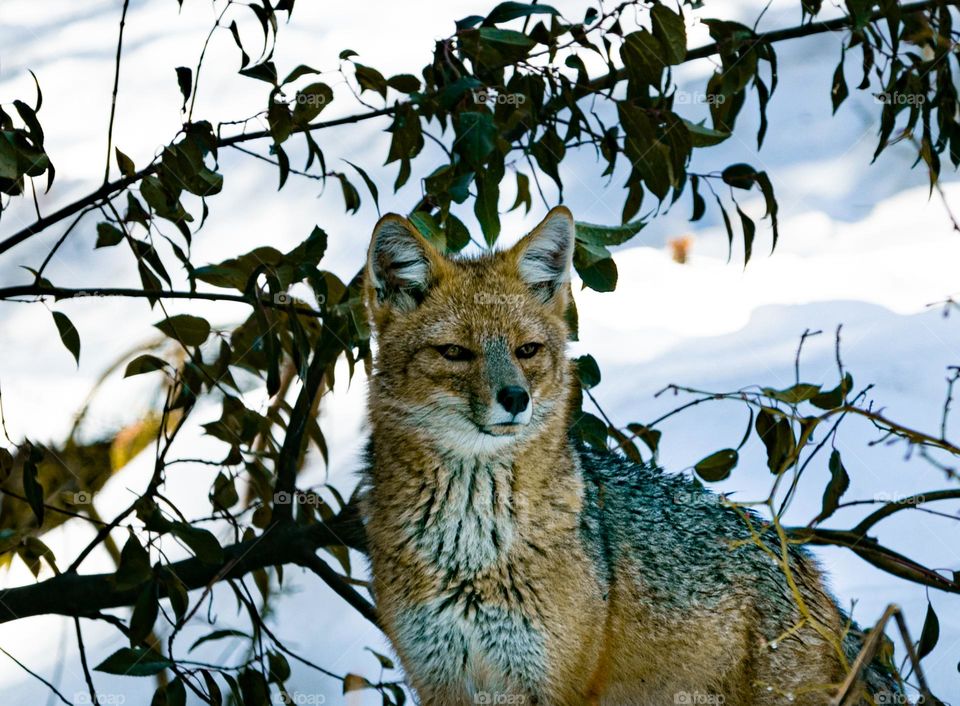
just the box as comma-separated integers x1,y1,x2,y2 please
104,0,131,184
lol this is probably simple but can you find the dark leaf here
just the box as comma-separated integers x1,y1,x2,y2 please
817,449,850,523
651,4,687,64
575,354,601,389
917,601,940,660
124,354,169,377
694,448,738,482
51,311,80,364
95,647,173,676
96,222,124,248
175,67,192,112
154,314,211,347
115,147,136,178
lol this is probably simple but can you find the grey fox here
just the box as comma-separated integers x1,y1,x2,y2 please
360,207,903,705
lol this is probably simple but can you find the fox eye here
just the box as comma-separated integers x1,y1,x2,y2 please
434,344,475,362
516,342,543,359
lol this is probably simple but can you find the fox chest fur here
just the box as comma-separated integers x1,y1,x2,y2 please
363,443,609,704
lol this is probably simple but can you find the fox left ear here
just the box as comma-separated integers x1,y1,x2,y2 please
512,206,575,307
366,214,441,321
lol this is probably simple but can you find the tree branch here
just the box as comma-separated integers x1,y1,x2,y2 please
0,509,367,625
0,285,324,317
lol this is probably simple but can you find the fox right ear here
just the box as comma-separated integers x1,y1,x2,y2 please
366,215,438,317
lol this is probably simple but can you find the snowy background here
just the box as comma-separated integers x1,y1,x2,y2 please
1,0,959,703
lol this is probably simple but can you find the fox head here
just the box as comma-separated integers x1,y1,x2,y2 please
365,207,576,457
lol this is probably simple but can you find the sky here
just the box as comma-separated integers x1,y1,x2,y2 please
1,0,959,703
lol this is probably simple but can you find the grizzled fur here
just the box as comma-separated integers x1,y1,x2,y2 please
360,207,902,705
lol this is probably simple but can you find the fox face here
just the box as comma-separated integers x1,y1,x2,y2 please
365,207,577,457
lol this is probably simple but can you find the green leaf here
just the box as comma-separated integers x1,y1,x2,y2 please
444,214,471,253
651,4,687,64
817,449,850,523
292,82,333,124
114,534,152,590
574,354,601,389
153,678,187,706
267,651,291,683
694,448,738,482
508,172,531,214
474,168,501,246
755,171,779,251
755,409,795,474
115,147,136,177
484,2,558,24
455,112,497,169
343,160,380,216
22,448,44,526
682,119,730,147
94,223,123,248
721,163,759,190
831,51,849,114
51,311,80,365
336,173,360,214
762,383,821,404
124,354,169,377
169,522,223,564
811,373,854,410
354,64,387,98
575,220,645,247
917,601,940,660
409,211,444,251
620,30,665,86
239,61,277,85
627,423,661,454
189,629,250,653
573,240,618,292
174,66,192,112
129,581,159,646
571,412,608,449
95,647,173,676
386,74,421,93
281,64,321,85
154,315,210,347
364,647,395,670
737,206,755,266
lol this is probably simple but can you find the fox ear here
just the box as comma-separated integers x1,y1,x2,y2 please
512,206,575,305
366,214,439,316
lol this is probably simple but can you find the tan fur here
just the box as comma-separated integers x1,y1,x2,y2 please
361,208,877,705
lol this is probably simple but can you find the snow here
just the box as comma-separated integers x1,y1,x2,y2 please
1,0,958,703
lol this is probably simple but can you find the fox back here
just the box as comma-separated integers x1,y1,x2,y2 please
360,208,902,705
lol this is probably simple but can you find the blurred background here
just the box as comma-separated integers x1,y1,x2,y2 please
1,0,958,702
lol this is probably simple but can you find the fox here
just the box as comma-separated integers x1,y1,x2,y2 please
359,206,903,705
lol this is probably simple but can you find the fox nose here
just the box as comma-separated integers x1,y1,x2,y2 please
497,386,530,416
